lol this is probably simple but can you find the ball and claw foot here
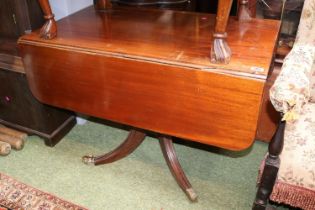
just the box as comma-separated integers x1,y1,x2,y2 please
82,155,96,165
39,18,57,40
211,34,232,64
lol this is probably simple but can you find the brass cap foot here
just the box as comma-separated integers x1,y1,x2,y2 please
186,188,198,202
82,155,96,165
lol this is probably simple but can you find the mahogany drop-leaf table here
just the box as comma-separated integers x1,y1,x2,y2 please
18,4,280,201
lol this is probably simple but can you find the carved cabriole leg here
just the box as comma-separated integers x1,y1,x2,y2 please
211,0,233,64
238,0,252,21
94,0,112,10
38,0,57,39
253,120,286,210
159,136,198,202
82,129,146,165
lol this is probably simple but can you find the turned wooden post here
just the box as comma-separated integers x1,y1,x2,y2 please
211,0,233,64
238,0,252,21
38,0,57,39
252,120,286,210
94,0,112,10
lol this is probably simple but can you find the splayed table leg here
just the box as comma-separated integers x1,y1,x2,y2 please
159,136,197,201
82,129,146,165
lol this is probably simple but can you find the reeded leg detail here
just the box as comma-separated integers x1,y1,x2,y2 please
159,136,198,202
82,129,146,165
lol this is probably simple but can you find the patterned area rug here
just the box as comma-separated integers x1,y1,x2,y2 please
0,173,88,210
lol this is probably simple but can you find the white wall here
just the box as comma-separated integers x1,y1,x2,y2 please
50,0,93,20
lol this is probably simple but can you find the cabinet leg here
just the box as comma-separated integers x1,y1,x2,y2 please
211,0,233,64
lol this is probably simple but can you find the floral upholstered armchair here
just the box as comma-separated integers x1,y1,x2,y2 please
253,0,315,209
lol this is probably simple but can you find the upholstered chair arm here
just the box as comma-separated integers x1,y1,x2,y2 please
270,45,315,121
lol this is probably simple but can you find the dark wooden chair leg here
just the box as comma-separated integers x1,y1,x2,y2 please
238,0,252,21
82,129,146,165
253,120,286,210
211,0,233,64
94,0,112,10
38,0,57,39
159,136,197,202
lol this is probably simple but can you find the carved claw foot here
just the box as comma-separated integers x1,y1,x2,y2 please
39,18,57,39
38,0,57,39
211,33,232,64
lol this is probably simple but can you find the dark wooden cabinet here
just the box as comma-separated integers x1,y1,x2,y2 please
0,0,76,146
0,69,76,146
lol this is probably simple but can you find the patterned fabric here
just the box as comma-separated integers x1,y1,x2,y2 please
270,103,315,209
0,173,87,210
270,46,314,119
295,0,315,46
276,103,315,191
270,0,315,119
311,61,315,102
266,0,315,208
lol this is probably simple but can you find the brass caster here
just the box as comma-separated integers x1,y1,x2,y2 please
82,155,96,165
186,188,198,202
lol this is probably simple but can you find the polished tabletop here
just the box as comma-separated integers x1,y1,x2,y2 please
20,6,280,79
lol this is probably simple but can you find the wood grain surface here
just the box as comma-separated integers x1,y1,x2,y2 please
19,6,280,78
19,6,280,150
